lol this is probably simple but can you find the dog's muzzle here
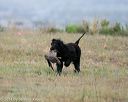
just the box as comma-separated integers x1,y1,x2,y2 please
50,47,54,51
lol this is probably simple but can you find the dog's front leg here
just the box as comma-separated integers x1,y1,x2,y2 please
56,59,63,76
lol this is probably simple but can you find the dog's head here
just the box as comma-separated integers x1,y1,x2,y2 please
50,39,64,53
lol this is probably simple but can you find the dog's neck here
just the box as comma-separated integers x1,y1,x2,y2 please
57,42,68,57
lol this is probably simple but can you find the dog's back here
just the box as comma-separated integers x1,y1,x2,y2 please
65,43,81,60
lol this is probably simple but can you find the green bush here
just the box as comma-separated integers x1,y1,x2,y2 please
38,26,63,33
99,28,113,35
47,27,63,33
0,25,5,32
65,24,85,33
100,19,109,28
125,24,128,31
99,20,128,36
112,22,122,32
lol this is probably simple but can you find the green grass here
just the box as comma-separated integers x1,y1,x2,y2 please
0,31,128,102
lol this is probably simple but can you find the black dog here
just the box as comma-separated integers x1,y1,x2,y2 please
48,33,85,75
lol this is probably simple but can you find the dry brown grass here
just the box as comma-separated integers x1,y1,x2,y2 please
0,31,128,102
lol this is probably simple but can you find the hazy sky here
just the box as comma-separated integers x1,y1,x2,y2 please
0,0,128,26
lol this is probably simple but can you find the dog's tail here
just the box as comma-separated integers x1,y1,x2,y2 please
75,33,86,45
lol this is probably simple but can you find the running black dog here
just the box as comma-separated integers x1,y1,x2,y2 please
48,33,85,75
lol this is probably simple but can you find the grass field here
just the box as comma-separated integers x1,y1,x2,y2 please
0,31,128,102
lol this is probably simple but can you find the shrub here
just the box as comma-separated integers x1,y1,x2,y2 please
46,27,63,33
0,25,5,32
99,21,128,36
99,28,113,35
65,24,85,33
100,19,109,28
99,20,111,35
82,20,89,33
90,19,99,34
37,26,63,33
115,24,128,36
125,24,128,31
112,22,122,32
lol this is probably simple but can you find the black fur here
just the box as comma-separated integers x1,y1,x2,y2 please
49,33,85,75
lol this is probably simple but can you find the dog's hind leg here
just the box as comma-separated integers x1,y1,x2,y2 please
73,59,80,73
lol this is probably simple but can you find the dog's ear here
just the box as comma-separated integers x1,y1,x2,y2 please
51,39,55,46
52,39,56,42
